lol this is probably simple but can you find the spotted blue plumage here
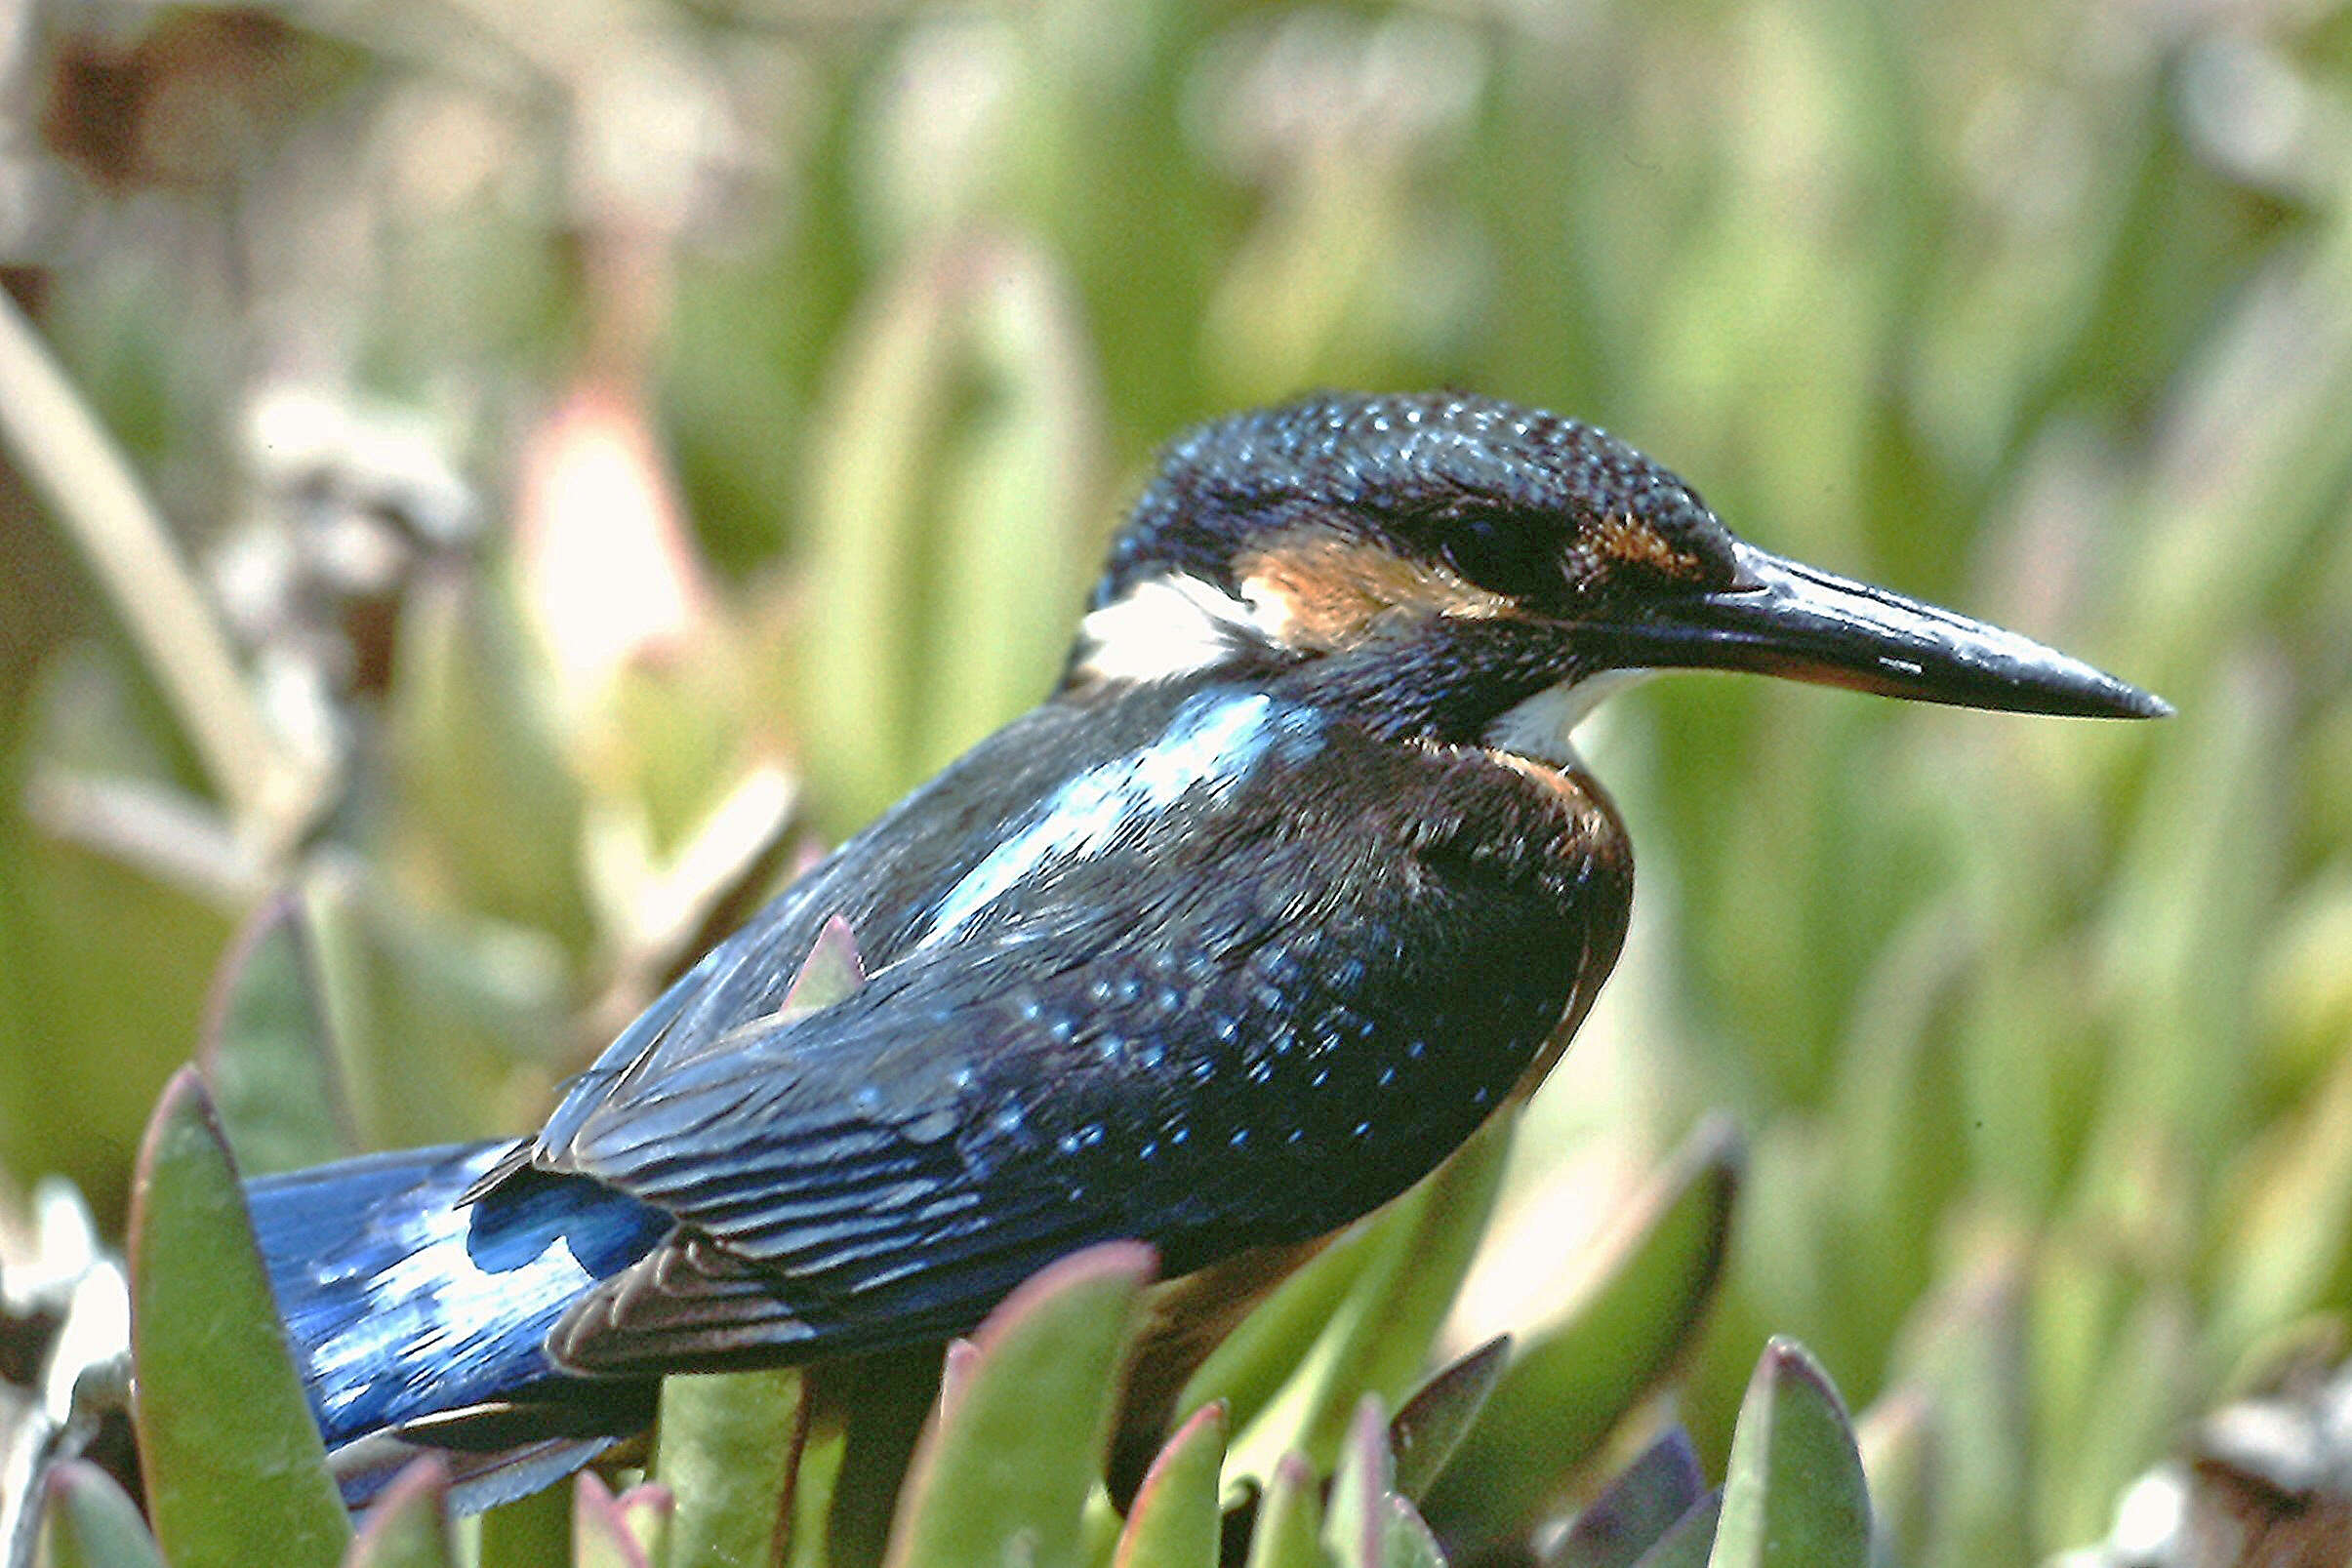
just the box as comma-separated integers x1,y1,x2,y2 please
916,691,1319,946
248,1144,668,1451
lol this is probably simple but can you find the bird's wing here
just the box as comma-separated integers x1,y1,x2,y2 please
523,694,1163,1175
530,900,1275,1376
512,717,1617,1379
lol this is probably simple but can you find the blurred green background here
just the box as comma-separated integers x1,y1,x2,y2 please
1,0,2347,1558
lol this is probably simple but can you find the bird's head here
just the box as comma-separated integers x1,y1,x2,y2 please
1068,391,2166,759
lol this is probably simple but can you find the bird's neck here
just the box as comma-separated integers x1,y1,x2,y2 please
1067,573,1606,762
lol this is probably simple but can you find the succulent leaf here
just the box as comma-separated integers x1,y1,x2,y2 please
1225,1112,1515,1485
478,1482,572,1568
1707,1339,1870,1568
781,915,867,1016
1115,1401,1230,1568
198,888,354,1176
1624,1494,1721,1568
128,1067,350,1568
1550,1427,1706,1568
1321,1397,1395,1568
654,1368,807,1568
342,1459,457,1568
38,1461,166,1568
882,1241,1155,1568
1242,1455,1328,1568
1426,1121,1739,1536
571,1473,652,1568
1388,1336,1510,1502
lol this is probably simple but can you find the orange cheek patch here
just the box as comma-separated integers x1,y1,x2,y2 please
1237,533,1513,650
1592,514,1705,578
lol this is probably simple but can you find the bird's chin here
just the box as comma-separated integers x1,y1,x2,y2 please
1482,668,1655,769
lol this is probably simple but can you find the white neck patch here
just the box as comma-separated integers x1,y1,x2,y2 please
1067,574,1273,685
1484,668,1653,768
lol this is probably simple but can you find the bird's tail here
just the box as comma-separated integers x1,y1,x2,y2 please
246,1141,670,1511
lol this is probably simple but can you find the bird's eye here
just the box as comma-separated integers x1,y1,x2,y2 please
1437,512,1564,601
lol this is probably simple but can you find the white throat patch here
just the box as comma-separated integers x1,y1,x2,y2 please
1068,574,1272,685
1483,669,1653,768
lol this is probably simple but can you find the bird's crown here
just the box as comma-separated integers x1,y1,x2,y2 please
1093,390,1740,631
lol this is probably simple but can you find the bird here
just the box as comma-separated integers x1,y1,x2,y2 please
243,389,2168,1512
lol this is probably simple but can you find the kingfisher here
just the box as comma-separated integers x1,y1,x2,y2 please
244,391,2166,1510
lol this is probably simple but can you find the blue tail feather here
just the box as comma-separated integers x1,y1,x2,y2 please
247,1142,669,1501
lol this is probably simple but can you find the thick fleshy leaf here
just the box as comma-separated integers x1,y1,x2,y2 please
1707,1340,1870,1568
1226,1112,1516,1485
1179,1218,1386,1438
1241,1455,1323,1568
478,1482,571,1568
1321,1397,1393,1568
781,915,866,1016
198,888,353,1176
1115,1402,1229,1568
1388,1336,1510,1502
882,1242,1156,1568
798,247,960,827
1427,1123,1739,1535
1551,1428,1705,1568
128,1067,350,1568
915,238,1100,778
1853,1389,1935,1568
1380,1499,1444,1568
39,1461,165,1568
1627,1494,1722,1568
388,578,592,952
572,1473,652,1568
937,1338,982,1427
655,1368,806,1568
342,1459,457,1568
615,1483,672,1563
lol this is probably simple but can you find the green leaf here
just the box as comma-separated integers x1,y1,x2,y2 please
1707,1339,1870,1568
883,1242,1155,1568
387,579,592,949
1226,1110,1516,1484
1321,1397,1392,1568
915,237,1099,777
199,888,354,1176
1378,1500,1443,1568
797,249,959,828
1241,1456,1326,1568
615,1483,673,1565
479,1481,571,1568
654,1368,807,1568
1115,1401,1229,1568
572,1473,653,1568
1852,1389,1935,1568
782,915,867,1016
1628,1495,1722,1568
342,1459,457,1568
39,1460,166,1568
128,1067,351,1568
1313,1402,1445,1568
1388,1336,1510,1502
1552,1428,1706,1568
1426,1120,1739,1536
937,1337,981,1426
1178,1223,1386,1441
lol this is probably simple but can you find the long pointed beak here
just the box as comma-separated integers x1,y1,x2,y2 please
1592,542,2170,719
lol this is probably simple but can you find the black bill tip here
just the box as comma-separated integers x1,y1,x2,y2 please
1597,543,2171,722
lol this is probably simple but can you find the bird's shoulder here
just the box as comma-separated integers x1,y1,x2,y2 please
503,676,1623,1193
